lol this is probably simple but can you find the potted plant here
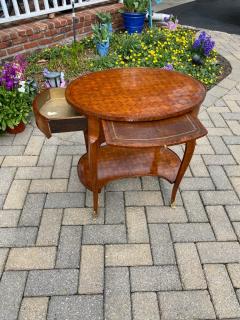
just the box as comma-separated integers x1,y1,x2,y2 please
96,12,113,34
122,0,149,34
92,23,110,57
0,55,37,134
192,31,215,65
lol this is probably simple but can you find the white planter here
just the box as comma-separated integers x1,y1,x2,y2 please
146,12,170,21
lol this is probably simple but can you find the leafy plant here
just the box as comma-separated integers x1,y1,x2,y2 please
88,55,116,71
96,12,112,24
123,0,149,13
0,55,36,132
111,31,142,56
0,87,32,131
191,31,215,65
92,23,109,43
192,31,215,57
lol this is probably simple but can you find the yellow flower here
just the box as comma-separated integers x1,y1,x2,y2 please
149,50,155,56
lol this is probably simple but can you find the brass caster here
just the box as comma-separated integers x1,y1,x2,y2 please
170,201,176,209
93,210,98,220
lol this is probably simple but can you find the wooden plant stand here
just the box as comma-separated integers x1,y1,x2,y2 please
66,68,207,216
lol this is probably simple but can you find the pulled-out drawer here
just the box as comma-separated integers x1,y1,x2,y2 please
33,88,87,138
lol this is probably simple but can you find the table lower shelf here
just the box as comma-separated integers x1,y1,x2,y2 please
78,145,181,191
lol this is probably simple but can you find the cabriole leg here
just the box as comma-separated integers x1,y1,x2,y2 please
88,117,100,217
171,139,196,207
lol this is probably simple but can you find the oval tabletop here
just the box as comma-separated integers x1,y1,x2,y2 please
65,68,206,122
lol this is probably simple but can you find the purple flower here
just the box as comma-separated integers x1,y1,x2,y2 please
199,31,206,41
6,79,14,90
203,37,215,56
0,54,27,91
192,31,215,57
166,21,178,30
164,15,178,29
162,63,174,71
192,39,201,49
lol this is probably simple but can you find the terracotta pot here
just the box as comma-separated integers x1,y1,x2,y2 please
6,121,25,134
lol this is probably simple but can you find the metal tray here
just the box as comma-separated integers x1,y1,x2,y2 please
33,88,87,138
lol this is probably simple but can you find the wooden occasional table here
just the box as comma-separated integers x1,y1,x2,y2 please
66,68,207,216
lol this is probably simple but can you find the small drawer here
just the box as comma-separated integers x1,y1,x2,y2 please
33,88,87,138
102,114,207,148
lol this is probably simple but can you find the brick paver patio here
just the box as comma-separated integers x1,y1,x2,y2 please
0,28,240,319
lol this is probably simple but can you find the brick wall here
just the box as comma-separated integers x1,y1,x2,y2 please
0,2,123,61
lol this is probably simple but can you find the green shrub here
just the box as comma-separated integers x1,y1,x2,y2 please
0,87,32,131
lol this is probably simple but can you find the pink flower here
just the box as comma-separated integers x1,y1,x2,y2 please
166,21,178,30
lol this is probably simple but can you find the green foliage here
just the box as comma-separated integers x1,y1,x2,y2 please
26,26,222,89
123,0,149,13
27,42,84,66
96,12,112,24
26,42,87,80
92,23,110,43
111,31,142,56
0,87,32,132
88,55,116,71
107,27,220,87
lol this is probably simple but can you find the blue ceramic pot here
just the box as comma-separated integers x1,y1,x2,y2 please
122,12,146,34
96,41,110,57
107,23,113,34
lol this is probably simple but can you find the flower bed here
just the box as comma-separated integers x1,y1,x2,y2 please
26,26,225,89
